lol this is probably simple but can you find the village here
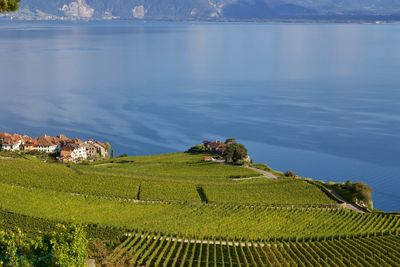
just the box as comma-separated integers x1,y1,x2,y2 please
0,132,110,163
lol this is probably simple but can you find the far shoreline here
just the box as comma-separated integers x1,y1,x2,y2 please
2,17,400,24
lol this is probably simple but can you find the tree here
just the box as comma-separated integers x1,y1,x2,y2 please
224,143,248,164
225,138,236,145
341,181,372,208
188,144,207,153
354,183,372,203
284,171,297,178
104,142,111,152
0,0,20,12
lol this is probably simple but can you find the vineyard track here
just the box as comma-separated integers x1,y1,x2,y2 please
326,187,366,213
239,165,365,214
245,166,278,179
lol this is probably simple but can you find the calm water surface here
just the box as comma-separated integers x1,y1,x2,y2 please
0,21,399,211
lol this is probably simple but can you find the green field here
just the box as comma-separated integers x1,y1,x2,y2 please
0,152,399,266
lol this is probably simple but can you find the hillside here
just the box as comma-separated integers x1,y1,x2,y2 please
4,0,400,20
0,151,399,265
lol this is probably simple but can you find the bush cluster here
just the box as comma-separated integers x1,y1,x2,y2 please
0,0,20,12
343,180,372,205
0,224,88,267
284,171,297,178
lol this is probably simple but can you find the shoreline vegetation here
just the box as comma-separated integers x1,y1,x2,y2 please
0,137,396,266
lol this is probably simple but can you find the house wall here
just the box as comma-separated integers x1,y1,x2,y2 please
1,141,22,151
71,147,87,160
35,145,58,153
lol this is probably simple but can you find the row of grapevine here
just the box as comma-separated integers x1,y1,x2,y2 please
0,155,336,205
1,181,400,240
108,232,400,266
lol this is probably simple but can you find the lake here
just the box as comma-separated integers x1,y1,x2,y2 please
0,20,399,211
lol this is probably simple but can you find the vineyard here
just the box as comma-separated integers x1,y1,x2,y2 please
107,231,400,266
0,153,336,204
0,152,399,266
0,182,399,239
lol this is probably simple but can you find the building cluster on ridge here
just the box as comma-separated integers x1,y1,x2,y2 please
202,140,228,154
0,132,109,162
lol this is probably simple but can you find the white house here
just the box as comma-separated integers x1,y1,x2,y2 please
70,145,87,160
0,133,23,151
60,141,87,162
35,135,59,153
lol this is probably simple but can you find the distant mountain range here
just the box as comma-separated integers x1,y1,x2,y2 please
3,0,400,20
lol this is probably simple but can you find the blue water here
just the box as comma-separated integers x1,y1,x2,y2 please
0,21,399,211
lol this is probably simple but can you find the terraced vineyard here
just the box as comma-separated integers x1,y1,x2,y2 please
0,153,336,205
1,152,399,266
203,178,335,205
108,231,400,266
0,182,399,239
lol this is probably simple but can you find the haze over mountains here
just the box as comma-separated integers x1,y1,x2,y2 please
3,0,400,20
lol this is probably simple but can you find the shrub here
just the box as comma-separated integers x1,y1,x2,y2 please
187,144,208,153
0,0,20,12
284,171,297,178
46,224,88,267
0,224,88,267
337,180,372,208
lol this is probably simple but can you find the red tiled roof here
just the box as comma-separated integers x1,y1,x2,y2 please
209,141,224,149
0,133,22,145
36,135,59,147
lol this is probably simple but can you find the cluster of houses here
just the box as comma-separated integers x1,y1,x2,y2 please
199,139,251,164
202,140,229,154
0,132,109,163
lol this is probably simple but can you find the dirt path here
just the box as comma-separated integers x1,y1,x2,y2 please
244,166,278,179
325,188,366,213
241,166,366,213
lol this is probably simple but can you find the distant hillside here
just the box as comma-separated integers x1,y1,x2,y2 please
2,0,400,20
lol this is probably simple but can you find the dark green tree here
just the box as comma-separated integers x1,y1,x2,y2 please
352,182,372,205
284,171,297,178
104,142,111,152
224,143,247,164
188,144,207,153
225,138,237,145
0,0,20,12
